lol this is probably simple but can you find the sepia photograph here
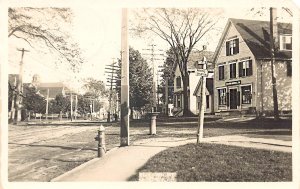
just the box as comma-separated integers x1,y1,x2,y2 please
1,0,299,188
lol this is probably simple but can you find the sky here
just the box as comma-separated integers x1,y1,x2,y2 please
8,5,293,92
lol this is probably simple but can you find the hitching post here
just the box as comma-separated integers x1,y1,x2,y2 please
95,125,106,157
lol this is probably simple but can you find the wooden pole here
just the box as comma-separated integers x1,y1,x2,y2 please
120,8,130,146
270,7,280,120
70,93,73,121
165,77,169,115
14,48,29,124
197,60,207,143
46,88,49,120
75,95,78,120
10,76,17,121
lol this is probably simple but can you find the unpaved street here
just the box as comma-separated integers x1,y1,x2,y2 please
8,123,121,181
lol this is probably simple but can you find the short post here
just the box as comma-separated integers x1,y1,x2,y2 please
149,112,159,135
95,125,106,157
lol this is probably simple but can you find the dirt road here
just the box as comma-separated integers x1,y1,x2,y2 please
8,123,120,181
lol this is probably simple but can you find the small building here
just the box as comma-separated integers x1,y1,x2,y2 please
213,18,292,115
173,49,214,116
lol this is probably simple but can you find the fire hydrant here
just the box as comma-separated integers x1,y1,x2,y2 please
94,125,106,157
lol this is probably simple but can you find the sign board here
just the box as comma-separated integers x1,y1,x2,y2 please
225,80,241,86
196,69,208,77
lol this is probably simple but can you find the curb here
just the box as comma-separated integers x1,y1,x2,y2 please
50,146,120,182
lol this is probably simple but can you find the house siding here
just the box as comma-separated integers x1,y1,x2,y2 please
214,23,257,113
256,59,292,114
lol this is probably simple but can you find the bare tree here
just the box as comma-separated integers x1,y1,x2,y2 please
132,8,221,116
8,7,83,71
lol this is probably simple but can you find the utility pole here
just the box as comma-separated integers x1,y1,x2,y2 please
105,59,120,122
143,44,164,112
70,92,73,121
270,7,280,120
46,88,49,120
120,8,130,146
75,95,78,120
14,48,29,124
165,77,169,115
10,76,17,121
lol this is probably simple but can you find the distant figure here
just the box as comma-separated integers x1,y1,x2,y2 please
114,114,118,122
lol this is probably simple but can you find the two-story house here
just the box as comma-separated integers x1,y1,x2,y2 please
173,48,214,116
213,18,292,115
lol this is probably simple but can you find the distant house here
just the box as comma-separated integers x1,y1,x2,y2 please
31,74,70,100
173,48,214,116
212,18,292,115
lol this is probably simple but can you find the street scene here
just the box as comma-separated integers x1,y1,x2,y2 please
5,2,297,185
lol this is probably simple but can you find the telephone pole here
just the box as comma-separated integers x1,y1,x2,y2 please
143,44,164,112
14,48,29,124
120,8,130,146
105,59,120,122
46,88,49,120
270,7,279,120
10,76,17,122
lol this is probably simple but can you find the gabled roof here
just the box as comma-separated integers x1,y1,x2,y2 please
36,82,69,99
187,50,214,70
213,18,292,62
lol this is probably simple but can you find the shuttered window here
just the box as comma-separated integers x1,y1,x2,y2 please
229,63,236,79
218,65,225,80
176,77,181,88
226,38,239,56
287,61,292,77
238,60,252,77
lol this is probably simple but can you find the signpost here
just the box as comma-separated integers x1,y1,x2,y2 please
196,57,207,143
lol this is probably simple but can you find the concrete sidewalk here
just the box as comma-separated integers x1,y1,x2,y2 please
51,135,291,182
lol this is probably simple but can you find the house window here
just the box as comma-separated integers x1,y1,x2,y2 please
239,60,252,77
218,65,225,80
218,88,227,106
287,61,292,77
280,35,292,50
206,95,209,109
229,63,237,79
241,85,252,104
176,77,181,88
177,95,181,107
226,38,239,56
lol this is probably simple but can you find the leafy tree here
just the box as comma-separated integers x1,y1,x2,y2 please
49,94,70,114
77,94,91,115
117,47,153,115
160,48,175,107
22,85,46,114
8,7,83,71
83,78,107,99
81,78,107,115
132,8,221,116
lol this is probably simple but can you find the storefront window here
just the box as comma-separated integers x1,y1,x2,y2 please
218,88,227,106
241,85,252,104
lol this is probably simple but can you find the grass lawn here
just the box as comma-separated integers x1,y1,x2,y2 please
129,143,292,182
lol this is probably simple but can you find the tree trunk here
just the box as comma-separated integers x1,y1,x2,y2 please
182,73,193,116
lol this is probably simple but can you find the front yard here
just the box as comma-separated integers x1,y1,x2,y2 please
129,143,292,182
